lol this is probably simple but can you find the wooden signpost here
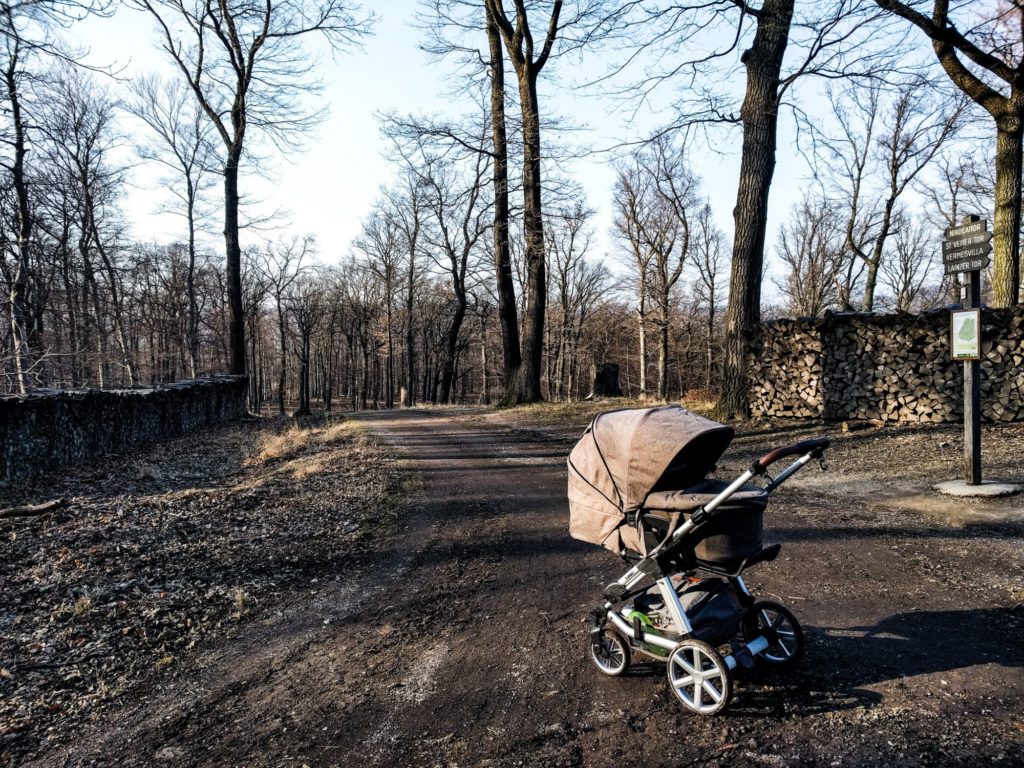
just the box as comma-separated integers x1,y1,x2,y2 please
943,215,991,485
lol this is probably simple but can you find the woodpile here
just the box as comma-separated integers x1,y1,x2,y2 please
747,319,824,418
747,309,1024,424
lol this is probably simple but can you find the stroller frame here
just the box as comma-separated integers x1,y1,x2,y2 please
589,436,830,714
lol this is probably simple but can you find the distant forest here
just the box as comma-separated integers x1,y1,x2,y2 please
1,1,1018,417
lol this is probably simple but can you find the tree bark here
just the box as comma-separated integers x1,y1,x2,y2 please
438,297,467,404
718,0,794,420
637,290,648,397
5,45,32,394
186,178,200,377
657,305,670,400
224,149,246,375
995,116,1022,306
510,70,546,403
486,4,523,399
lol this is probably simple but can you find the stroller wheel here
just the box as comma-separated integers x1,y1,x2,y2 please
744,600,804,666
667,640,733,715
591,630,630,676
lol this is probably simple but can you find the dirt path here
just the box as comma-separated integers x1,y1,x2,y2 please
29,410,1024,767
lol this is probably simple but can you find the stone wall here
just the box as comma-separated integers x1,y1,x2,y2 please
0,376,247,487
747,309,1024,423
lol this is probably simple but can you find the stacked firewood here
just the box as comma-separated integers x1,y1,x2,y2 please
747,309,1024,424
747,319,825,419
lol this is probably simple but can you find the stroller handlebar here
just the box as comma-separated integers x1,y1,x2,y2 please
753,437,830,474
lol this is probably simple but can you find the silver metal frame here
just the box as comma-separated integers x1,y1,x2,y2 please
600,449,821,668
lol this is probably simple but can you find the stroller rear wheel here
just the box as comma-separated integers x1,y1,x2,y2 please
743,600,804,666
591,630,630,676
667,640,733,715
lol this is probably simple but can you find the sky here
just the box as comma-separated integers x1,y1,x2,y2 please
75,1,863,291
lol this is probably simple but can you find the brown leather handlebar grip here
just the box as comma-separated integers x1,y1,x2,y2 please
754,437,830,472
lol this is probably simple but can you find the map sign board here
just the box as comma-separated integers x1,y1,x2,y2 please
951,309,981,360
943,220,992,275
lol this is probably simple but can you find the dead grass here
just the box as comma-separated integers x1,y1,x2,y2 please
255,426,312,462
474,396,716,434
252,417,357,465
290,457,325,480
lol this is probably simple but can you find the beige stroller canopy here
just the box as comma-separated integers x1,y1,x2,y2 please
568,405,734,554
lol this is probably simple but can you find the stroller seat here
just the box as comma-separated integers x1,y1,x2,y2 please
644,478,768,513
641,479,769,566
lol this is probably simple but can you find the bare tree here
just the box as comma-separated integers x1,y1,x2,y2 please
612,160,653,398
820,78,964,310
546,198,595,400
382,171,427,407
0,0,113,391
41,67,136,385
354,205,402,409
881,211,936,311
287,272,324,416
131,0,374,375
485,0,563,404
613,139,698,400
876,0,1024,305
602,0,893,415
774,195,845,317
691,203,727,389
419,143,491,404
125,74,217,377
258,236,312,415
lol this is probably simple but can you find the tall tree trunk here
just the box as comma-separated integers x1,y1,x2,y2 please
186,182,200,377
511,71,546,404
405,250,416,407
718,0,794,420
5,50,31,394
386,299,395,408
276,298,287,415
995,116,1023,306
658,305,670,400
705,301,715,390
224,148,246,376
480,314,490,404
439,300,467,404
487,5,522,399
637,290,648,398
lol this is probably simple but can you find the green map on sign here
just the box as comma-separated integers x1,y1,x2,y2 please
958,316,976,341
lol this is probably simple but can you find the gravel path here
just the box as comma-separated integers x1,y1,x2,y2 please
19,409,1024,767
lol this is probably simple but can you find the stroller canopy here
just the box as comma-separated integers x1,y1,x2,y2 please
568,405,734,554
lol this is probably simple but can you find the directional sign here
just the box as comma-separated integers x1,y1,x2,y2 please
943,242,993,262
945,256,991,273
942,230,993,252
944,218,991,276
945,219,988,239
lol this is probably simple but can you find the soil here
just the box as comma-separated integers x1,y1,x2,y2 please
0,416,408,767
4,407,1024,767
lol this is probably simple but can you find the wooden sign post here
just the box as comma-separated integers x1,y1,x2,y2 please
943,215,992,485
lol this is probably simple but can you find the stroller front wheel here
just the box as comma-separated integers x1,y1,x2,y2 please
591,630,631,676
667,640,733,715
743,600,804,666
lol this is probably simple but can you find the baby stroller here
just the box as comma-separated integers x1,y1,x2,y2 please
568,405,829,714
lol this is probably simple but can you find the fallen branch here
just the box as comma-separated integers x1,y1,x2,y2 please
0,498,67,520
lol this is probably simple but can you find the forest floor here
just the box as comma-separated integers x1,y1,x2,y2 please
0,415,410,767
3,403,1024,767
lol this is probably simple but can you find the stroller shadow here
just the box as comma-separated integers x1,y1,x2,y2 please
729,606,1023,716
